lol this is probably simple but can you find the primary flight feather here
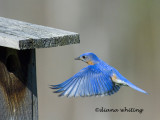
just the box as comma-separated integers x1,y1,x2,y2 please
51,52,148,97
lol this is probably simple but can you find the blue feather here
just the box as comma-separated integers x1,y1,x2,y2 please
124,80,148,95
73,79,80,97
51,52,148,97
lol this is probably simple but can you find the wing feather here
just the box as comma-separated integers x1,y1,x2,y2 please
94,74,101,95
58,78,77,96
51,65,121,97
74,78,82,97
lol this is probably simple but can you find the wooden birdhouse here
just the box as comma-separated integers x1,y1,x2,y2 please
0,17,80,120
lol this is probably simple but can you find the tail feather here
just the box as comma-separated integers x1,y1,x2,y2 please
125,81,148,95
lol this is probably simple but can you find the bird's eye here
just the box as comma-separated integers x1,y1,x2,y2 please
82,56,86,59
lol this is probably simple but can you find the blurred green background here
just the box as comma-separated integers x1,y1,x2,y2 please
0,0,159,120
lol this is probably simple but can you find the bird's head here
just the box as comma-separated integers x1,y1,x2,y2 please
74,52,100,65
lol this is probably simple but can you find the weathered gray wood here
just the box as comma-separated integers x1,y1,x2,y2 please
28,49,38,120
0,47,38,120
0,17,80,120
0,17,80,50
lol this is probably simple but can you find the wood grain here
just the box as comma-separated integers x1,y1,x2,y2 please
0,47,38,120
0,17,80,119
0,17,80,50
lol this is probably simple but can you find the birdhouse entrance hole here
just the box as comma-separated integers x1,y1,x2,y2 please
6,54,18,73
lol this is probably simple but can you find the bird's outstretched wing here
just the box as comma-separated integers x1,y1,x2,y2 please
50,65,121,97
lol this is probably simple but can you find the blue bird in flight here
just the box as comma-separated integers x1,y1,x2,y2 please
51,52,148,97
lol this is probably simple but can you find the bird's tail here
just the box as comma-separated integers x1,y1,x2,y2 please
125,80,148,95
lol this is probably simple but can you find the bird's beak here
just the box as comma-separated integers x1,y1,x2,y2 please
74,56,81,60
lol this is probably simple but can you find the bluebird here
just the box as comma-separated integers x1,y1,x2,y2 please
51,52,148,97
